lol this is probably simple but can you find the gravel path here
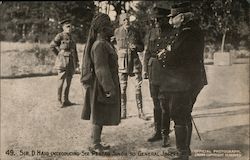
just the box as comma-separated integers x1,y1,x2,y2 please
1,64,249,160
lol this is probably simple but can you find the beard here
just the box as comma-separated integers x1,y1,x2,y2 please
103,27,114,38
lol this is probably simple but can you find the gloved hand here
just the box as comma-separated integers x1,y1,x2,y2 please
157,49,166,60
166,44,171,51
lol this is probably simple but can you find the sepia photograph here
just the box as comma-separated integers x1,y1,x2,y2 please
0,1,249,160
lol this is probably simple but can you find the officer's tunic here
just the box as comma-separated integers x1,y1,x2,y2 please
81,39,121,125
144,27,175,97
114,26,144,74
50,32,79,78
144,27,167,84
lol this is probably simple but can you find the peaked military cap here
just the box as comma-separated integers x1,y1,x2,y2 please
60,19,72,25
168,1,191,17
152,2,171,18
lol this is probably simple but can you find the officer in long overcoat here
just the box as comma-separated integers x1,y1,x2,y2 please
81,13,121,153
50,19,79,107
114,13,148,120
158,2,207,160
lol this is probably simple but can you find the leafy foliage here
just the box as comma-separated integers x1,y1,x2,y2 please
0,0,249,50
0,1,95,43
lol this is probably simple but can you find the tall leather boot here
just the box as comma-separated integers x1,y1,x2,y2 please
57,79,63,107
171,125,189,160
160,99,171,147
136,93,149,120
147,108,162,142
57,87,62,107
186,121,193,156
121,94,127,119
63,77,74,106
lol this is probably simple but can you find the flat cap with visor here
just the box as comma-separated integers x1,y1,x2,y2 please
168,2,191,17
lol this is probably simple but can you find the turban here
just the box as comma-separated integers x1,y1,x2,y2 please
91,13,111,32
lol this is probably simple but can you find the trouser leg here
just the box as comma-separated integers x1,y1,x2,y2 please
186,117,193,155
119,73,128,119
169,92,190,160
91,124,103,146
89,124,110,153
172,125,189,160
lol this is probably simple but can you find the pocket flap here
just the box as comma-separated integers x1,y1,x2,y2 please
117,49,127,58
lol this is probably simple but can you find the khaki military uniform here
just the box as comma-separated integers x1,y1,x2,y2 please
114,25,146,119
50,32,79,104
50,32,79,75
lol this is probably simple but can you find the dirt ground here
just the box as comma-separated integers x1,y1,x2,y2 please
1,64,249,160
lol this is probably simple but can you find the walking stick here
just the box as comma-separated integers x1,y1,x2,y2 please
191,116,202,141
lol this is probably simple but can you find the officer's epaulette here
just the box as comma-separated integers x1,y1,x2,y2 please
182,27,191,31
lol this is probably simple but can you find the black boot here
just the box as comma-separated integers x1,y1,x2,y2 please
57,83,63,108
136,94,149,120
168,125,189,160
121,94,127,119
148,108,162,142
186,121,193,156
161,129,170,147
159,98,171,147
63,84,75,107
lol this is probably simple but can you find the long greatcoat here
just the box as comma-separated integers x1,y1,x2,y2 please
159,21,207,93
81,39,121,126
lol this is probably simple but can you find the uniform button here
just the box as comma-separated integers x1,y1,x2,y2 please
163,65,166,67
157,44,159,46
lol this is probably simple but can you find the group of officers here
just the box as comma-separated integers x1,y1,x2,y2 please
50,2,207,160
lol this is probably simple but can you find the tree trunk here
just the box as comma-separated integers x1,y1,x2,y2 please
221,31,226,53
107,1,110,14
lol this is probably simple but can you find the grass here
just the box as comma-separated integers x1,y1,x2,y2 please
0,41,249,78
0,42,85,78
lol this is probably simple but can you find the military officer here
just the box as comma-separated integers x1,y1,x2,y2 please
50,19,79,107
143,4,174,147
114,13,148,120
157,2,207,159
